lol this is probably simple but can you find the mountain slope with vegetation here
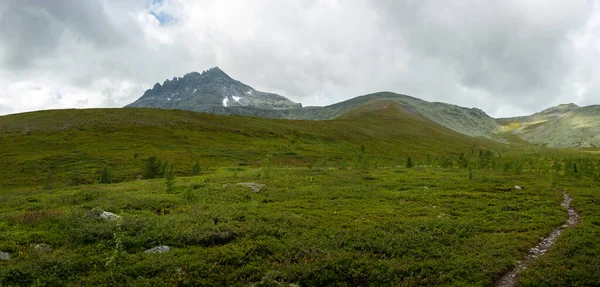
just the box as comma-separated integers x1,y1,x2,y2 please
499,104,600,148
0,106,506,188
1,104,600,286
517,105,600,148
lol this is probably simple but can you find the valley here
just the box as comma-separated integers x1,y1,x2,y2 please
0,101,599,286
3,1,600,286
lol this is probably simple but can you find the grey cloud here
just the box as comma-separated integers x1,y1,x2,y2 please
0,0,598,117
0,0,122,69
370,1,590,109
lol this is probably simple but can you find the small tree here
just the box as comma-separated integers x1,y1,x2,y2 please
261,153,273,178
164,163,175,193
142,156,165,179
43,171,53,190
406,156,414,168
192,160,201,175
100,165,112,184
458,153,468,169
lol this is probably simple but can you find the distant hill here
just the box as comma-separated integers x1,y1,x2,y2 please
513,105,600,148
126,68,501,139
126,67,600,148
498,104,600,148
498,103,580,124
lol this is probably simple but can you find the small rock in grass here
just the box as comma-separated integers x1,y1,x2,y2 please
514,186,523,190
145,245,170,254
0,251,9,261
34,243,52,253
100,211,121,221
237,182,265,188
223,182,266,192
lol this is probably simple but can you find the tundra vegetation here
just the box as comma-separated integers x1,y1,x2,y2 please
0,108,599,286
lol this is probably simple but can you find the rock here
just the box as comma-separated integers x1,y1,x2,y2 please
100,211,121,221
0,251,9,261
34,243,52,253
514,186,523,190
224,182,266,192
145,245,170,254
237,182,265,188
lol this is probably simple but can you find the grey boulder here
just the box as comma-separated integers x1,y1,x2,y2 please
145,245,170,254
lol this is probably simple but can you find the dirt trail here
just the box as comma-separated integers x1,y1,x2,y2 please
495,190,580,287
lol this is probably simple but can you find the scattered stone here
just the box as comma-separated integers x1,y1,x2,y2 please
100,211,121,221
423,186,430,189
0,251,9,261
33,243,52,253
514,186,523,190
224,182,266,192
145,245,170,254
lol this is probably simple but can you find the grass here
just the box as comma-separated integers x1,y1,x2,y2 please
0,167,569,286
502,122,522,132
0,107,508,188
518,177,600,286
0,107,599,286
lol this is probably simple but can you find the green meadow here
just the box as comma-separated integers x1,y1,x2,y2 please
0,107,599,286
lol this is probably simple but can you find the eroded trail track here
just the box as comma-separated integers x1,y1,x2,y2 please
495,190,580,287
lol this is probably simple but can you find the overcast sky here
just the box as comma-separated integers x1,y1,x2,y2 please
0,0,599,117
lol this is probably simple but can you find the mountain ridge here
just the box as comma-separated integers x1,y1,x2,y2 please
126,67,302,111
125,67,599,149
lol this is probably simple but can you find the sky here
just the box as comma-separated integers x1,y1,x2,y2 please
0,0,599,117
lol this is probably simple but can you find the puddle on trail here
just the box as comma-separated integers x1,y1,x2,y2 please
495,190,580,287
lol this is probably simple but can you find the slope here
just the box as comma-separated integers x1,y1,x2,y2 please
0,105,507,188
498,103,580,124
517,105,600,148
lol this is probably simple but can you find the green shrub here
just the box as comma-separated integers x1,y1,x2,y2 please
142,156,167,179
406,156,414,168
99,165,112,184
192,160,201,175
164,163,176,193
182,187,198,202
43,171,53,190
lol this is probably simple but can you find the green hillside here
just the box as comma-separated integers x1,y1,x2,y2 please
1,105,599,286
0,105,505,188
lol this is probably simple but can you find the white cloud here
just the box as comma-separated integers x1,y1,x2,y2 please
0,0,599,117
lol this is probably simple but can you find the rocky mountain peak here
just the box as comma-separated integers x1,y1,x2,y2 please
126,67,302,111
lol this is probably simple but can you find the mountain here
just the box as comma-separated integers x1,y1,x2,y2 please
126,67,600,148
497,103,600,148
125,67,302,111
126,69,501,139
280,92,500,139
497,103,580,128
512,105,600,148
